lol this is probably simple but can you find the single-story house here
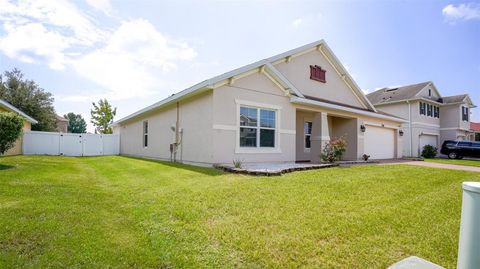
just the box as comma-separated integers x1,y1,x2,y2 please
0,99,38,155
112,40,406,165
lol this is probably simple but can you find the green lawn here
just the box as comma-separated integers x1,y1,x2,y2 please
1,156,478,268
425,158,480,167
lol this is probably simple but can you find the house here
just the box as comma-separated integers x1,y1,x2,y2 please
471,122,480,141
0,99,38,155
112,40,405,165
55,114,69,133
366,82,476,157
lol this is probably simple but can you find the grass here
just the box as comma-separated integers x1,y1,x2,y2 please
425,158,480,167
0,156,478,268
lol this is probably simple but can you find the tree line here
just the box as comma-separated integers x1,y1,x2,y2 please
0,68,117,154
0,68,116,134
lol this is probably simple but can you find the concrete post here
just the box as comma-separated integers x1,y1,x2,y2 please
310,112,329,163
457,182,480,269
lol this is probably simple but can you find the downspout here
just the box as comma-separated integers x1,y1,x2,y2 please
174,102,180,162
407,100,413,157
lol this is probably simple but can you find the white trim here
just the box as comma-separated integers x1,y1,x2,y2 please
0,99,38,124
235,99,282,110
364,121,399,130
420,132,440,136
440,127,472,131
213,124,237,131
411,122,440,128
279,129,296,134
235,102,281,154
264,63,304,97
290,96,406,123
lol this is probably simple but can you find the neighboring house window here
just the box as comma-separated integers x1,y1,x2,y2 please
434,106,439,118
304,121,312,149
310,65,326,83
428,89,431,96
427,104,432,117
419,102,426,115
143,120,148,147
239,106,276,148
462,106,469,121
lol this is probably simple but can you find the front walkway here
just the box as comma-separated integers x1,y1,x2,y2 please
382,161,480,172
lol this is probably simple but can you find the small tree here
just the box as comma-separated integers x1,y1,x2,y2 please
321,137,347,163
0,112,24,155
90,99,116,134
64,112,87,133
421,145,438,159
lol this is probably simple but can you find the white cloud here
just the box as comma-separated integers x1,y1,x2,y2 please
85,0,113,16
292,18,303,27
442,3,480,22
0,1,197,100
70,19,196,100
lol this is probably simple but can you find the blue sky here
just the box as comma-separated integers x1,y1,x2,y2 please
0,0,479,131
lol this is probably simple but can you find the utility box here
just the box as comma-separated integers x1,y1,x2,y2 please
457,182,480,269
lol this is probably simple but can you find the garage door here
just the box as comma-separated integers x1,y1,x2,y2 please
364,125,395,159
419,134,437,153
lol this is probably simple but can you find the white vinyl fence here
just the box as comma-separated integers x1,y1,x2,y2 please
23,131,119,156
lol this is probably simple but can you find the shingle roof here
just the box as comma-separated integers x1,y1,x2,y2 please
471,122,480,132
0,98,38,124
442,94,467,104
366,81,431,105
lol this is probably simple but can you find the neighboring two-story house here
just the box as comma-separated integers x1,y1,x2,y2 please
366,82,475,157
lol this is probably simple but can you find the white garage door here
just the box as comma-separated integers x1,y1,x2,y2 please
364,125,395,159
419,135,438,153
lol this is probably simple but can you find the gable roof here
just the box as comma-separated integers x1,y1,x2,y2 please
55,114,69,122
366,81,433,105
113,39,377,126
442,94,468,104
0,99,38,124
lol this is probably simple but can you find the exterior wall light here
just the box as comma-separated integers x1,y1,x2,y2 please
360,125,366,132
399,130,404,136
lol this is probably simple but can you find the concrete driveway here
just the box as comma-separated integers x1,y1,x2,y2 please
382,160,480,172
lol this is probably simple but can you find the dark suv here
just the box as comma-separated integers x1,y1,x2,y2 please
440,140,480,159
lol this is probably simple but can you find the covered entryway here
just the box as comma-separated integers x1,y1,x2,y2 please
364,125,395,159
419,134,438,154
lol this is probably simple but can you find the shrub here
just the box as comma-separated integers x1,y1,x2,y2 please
421,145,438,159
233,159,243,169
362,154,370,161
321,137,347,163
0,112,24,155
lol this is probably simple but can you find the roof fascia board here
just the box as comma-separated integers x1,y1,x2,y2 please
413,81,442,98
0,99,38,124
264,63,304,97
319,42,377,112
374,97,444,106
291,96,407,123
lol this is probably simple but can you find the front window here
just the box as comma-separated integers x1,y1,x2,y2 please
304,121,312,149
462,106,469,121
143,121,148,147
240,106,276,148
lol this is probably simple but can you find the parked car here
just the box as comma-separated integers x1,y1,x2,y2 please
440,140,480,159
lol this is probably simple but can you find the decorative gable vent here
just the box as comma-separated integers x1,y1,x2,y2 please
310,65,326,83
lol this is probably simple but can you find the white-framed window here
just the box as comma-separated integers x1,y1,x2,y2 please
143,120,148,148
304,121,312,150
239,106,276,148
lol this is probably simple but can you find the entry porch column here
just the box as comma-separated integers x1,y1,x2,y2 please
310,112,330,163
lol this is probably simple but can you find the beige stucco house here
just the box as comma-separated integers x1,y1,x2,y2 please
0,99,38,155
367,82,475,157
112,40,405,165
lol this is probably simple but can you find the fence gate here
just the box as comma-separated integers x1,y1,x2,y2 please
23,131,119,156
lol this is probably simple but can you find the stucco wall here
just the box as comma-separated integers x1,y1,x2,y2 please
331,117,358,160
4,121,31,156
212,71,296,164
118,91,213,164
274,49,366,109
